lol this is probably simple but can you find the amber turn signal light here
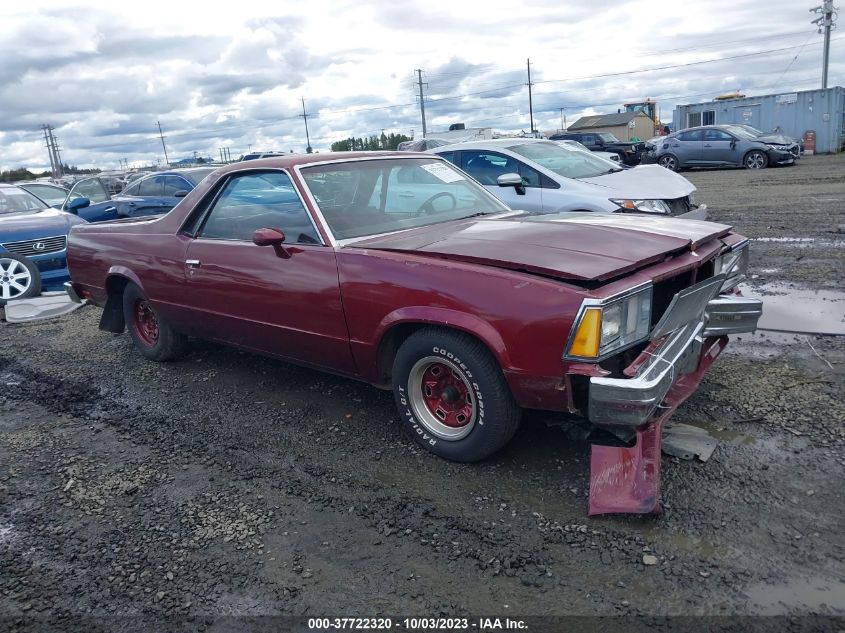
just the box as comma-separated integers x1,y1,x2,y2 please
568,307,602,358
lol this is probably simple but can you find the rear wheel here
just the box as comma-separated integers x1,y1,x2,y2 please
658,154,680,171
122,283,188,361
392,327,521,462
744,150,768,169
0,254,41,306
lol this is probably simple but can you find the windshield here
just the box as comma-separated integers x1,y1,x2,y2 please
508,141,621,179
0,187,48,215
597,132,620,142
300,157,508,240
725,125,758,140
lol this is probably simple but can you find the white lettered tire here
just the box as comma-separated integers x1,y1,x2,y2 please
392,327,521,462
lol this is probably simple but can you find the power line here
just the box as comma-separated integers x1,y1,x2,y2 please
534,37,843,85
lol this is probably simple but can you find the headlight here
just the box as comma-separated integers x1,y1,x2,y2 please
565,284,653,360
610,198,671,214
713,241,749,292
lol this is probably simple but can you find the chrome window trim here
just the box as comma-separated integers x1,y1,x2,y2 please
293,155,511,248
563,282,653,362
183,168,325,246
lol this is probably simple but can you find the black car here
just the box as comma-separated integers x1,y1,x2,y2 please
548,132,644,166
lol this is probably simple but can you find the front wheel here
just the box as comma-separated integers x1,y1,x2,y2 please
744,150,768,169
392,327,521,462
658,154,680,171
122,283,188,361
0,254,41,306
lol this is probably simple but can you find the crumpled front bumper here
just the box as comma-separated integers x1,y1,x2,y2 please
588,293,763,429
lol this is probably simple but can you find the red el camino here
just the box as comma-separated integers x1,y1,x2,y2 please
65,152,762,515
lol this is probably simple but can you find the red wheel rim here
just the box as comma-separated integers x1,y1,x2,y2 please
419,362,474,428
133,299,159,346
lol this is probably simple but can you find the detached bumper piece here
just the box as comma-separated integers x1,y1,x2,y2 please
586,289,762,516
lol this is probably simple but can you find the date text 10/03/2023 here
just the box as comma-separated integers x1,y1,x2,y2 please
307,617,528,630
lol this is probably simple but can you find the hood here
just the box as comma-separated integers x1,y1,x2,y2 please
755,133,797,146
0,208,82,243
576,164,695,200
348,211,731,282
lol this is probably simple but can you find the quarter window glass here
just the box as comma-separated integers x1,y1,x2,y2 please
138,176,163,196
163,176,190,196
200,172,319,244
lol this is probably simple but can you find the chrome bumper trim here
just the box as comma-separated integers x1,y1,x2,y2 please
587,294,762,428
64,281,82,304
703,296,763,337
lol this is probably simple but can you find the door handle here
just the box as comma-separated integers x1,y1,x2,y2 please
703,144,712,147
185,259,201,268
398,192,415,198
127,202,136,207
104,206,116,213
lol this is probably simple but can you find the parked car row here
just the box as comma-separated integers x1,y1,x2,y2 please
63,151,761,515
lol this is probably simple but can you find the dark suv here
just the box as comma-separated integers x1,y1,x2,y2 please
549,132,644,166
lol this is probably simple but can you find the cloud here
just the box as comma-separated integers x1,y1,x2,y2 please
0,0,841,170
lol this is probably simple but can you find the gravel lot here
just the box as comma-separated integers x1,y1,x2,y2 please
1,155,844,630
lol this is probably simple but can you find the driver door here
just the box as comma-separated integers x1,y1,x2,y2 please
181,170,355,373
63,177,116,223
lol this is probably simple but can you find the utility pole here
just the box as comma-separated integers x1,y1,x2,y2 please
811,0,837,89
226,148,232,162
299,97,313,153
415,69,428,138
559,108,567,132
51,130,64,177
157,120,170,166
526,58,535,136
42,125,57,178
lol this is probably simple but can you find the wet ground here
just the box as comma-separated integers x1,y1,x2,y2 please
1,155,844,630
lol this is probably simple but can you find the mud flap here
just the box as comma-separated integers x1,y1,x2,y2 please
587,335,729,516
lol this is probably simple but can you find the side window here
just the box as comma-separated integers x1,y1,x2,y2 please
677,130,704,142
703,129,732,142
581,134,595,144
123,181,141,196
436,151,456,165
70,178,109,204
515,161,542,188
163,176,191,196
138,176,164,196
199,172,319,244
462,151,521,186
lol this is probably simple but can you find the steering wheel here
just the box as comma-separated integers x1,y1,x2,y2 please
416,192,457,215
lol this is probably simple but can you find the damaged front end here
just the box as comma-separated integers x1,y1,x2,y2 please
563,246,763,515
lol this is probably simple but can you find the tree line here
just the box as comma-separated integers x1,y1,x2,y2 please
0,164,100,183
330,133,411,152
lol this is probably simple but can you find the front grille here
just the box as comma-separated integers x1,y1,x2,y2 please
665,196,692,215
1,235,66,257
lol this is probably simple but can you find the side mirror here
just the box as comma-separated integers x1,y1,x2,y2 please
730,139,737,149
66,197,90,213
253,227,290,259
497,173,526,196
174,190,189,198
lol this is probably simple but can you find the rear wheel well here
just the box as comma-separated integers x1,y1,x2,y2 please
376,322,502,387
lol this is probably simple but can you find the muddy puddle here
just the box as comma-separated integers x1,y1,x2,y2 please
745,577,845,614
741,282,845,335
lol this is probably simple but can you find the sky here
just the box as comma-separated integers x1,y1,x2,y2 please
0,0,842,171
